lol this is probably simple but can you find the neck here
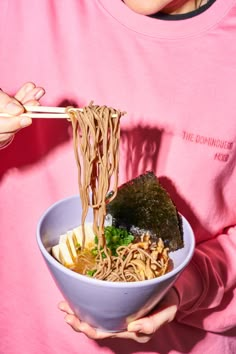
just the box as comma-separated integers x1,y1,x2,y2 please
163,0,208,14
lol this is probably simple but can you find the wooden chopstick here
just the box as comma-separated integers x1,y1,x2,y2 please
25,105,69,113
0,105,119,119
0,105,70,119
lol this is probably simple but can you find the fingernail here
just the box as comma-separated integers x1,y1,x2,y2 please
34,88,45,100
20,117,32,127
6,102,23,114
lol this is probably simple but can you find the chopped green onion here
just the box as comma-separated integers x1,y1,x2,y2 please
86,269,96,277
93,226,134,256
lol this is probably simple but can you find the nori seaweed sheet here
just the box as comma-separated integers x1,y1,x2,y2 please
106,171,183,251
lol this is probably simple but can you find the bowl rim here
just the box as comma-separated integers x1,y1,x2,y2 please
36,194,195,289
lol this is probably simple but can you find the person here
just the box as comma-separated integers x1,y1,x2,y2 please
0,0,235,353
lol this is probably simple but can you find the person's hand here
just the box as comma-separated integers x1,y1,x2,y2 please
58,287,179,343
0,82,45,149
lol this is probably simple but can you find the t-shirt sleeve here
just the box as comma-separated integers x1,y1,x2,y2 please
173,225,236,332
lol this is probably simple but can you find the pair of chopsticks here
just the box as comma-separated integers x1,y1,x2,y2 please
0,105,120,119
0,105,77,119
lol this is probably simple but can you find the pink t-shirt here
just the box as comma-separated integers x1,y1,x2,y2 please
0,0,236,353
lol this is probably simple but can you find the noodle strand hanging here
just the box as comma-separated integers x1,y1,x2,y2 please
67,102,124,250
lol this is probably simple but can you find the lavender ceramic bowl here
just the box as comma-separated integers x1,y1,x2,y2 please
36,195,195,332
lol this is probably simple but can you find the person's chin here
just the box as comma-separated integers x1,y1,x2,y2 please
122,0,167,16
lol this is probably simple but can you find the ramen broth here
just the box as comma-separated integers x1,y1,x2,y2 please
70,248,96,274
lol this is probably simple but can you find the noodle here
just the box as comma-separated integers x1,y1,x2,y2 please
66,102,124,250
89,236,170,282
